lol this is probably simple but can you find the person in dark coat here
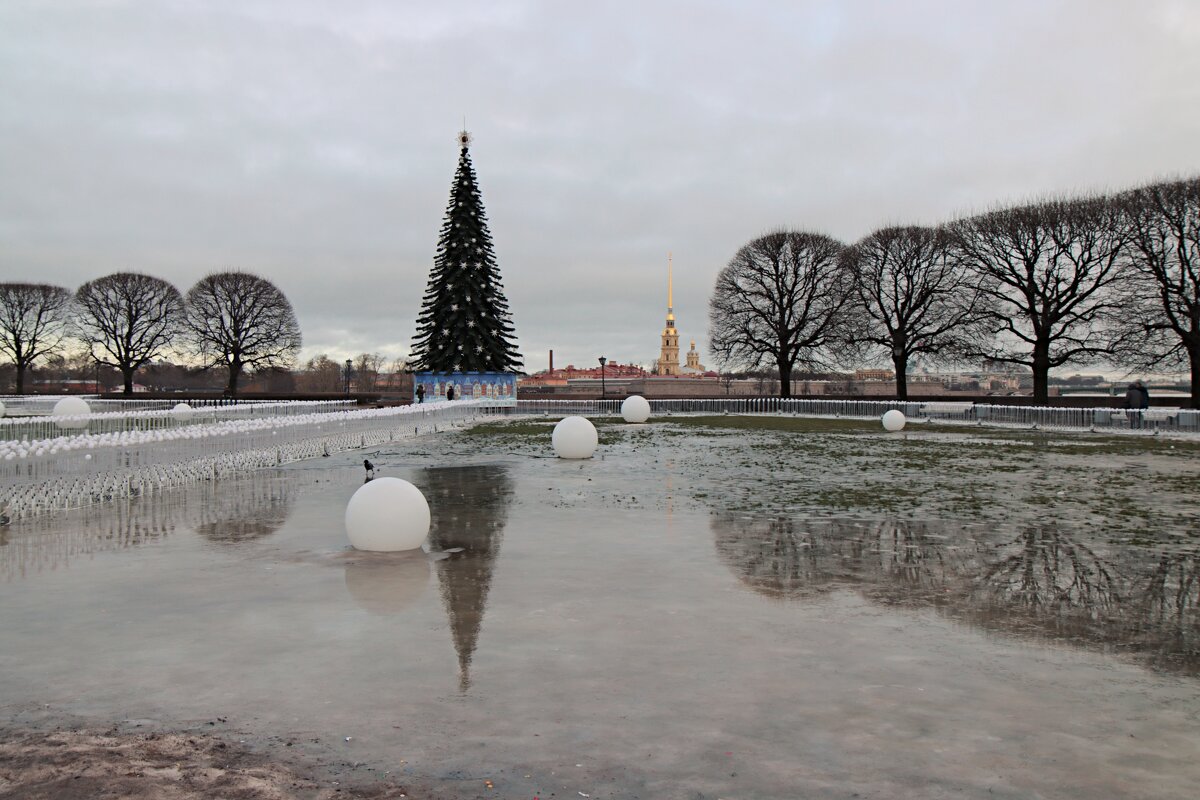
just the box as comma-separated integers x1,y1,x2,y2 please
1125,380,1149,428
446,385,456,401
416,384,425,404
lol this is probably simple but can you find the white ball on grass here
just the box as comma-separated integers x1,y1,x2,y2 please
170,402,195,421
345,477,430,551
552,416,598,459
882,409,906,432
52,396,90,429
621,395,651,424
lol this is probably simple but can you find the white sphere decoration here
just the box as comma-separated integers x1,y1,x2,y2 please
621,394,651,424
52,396,90,429
345,477,430,552
170,402,195,421
552,415,598,459
882,409,906,432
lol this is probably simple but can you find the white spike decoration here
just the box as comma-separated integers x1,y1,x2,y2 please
0,399,501,521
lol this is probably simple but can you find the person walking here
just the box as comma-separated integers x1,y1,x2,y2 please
1125,380,1150,428
416,384,425,404
446,385,456,401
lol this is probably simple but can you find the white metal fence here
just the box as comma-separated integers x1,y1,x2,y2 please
0,400,500,521
0,399,357,441
513,398,1200,433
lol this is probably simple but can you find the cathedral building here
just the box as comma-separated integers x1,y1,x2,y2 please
653,254,705,375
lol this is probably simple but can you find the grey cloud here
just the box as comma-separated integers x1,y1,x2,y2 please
2,0,1198,370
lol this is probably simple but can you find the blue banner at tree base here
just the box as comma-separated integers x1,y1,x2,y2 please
414,372,516,406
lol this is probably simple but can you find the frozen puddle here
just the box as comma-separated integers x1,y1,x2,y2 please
1,442,1197,799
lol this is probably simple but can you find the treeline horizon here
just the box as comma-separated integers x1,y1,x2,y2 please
709,175,1200,407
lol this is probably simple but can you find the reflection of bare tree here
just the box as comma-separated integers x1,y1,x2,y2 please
972,527,1120,613
417,465,513,692
0,471,297,580
712,516,967,602
713,515,1200,674
192,472,295,543
712,516,829,599
1126,549,1199,672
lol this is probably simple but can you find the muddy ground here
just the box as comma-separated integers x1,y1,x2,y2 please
1,414,1198,799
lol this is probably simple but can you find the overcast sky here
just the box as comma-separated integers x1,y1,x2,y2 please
2,0,1199,374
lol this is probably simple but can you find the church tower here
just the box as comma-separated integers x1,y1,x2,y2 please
657,254,681,375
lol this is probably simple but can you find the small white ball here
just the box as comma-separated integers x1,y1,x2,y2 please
882,409,906,432
171,402,195,421
552,416,598,459
621,395,651,424
52,396,90,429
345,477,430,552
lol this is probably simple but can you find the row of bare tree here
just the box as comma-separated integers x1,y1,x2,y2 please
0,271,300,396
709,177,1200,405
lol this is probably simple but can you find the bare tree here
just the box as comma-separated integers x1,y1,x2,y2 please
0,283,73,393
708,230,853,398
950,196,1128,402
297,354,343,393
73,272,185,395
353,352,386,393
185,271,301,396
841,226,988,399
1112,178,1200,408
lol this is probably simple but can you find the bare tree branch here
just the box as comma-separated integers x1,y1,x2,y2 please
73,272,185,395
841,226,990,399
949,196,1128,401
1110,177,1200,407
185,271,301,396
708,231,854,398
0,283,73,393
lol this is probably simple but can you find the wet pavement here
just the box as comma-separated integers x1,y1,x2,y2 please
1,417,1198,799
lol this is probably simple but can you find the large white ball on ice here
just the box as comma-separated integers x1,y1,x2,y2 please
621,395,651,424
882,409,906,432
52,396,90,429
170,402,195,421
345,477,430,552
552,415,598,459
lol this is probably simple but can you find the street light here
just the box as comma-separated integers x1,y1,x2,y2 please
344,359,353,397
598,356,607,398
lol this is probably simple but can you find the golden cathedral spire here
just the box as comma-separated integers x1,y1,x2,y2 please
667,252,674,321
658,253,680,375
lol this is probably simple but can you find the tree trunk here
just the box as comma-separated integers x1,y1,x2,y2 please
122,367,134,396
892,350,908,401
1190,345,1200,410
228,363,241,397
1031,342,1050,403
778,359,793,399
14,365,25,394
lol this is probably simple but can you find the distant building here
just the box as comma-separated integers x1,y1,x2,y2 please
655,254,681,375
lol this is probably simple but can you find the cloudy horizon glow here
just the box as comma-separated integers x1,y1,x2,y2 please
2,0,1198,375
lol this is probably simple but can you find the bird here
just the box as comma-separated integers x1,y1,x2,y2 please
363,459,375,478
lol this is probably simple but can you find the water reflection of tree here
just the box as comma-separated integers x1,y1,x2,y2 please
0,471,297,580
713,515,1199,674
712,516,966,603
1126,549,1199,671
417,464,513,692
192,472,295,543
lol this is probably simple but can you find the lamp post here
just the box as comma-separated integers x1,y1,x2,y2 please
344,359,353,398
598,356,607,399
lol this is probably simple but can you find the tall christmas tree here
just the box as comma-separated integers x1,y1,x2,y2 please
410,130,522,373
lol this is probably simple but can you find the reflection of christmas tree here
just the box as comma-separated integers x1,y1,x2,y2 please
419,465,514,691
410,131,521,373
